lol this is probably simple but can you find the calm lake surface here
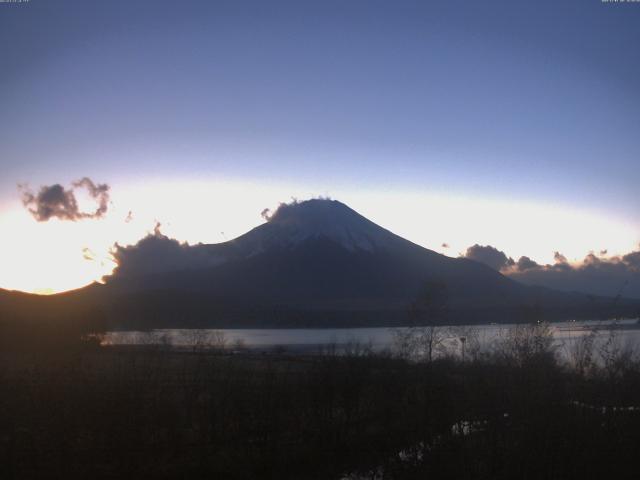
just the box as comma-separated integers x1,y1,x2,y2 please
105,319,640,357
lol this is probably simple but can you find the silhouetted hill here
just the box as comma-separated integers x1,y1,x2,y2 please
0,285,106,349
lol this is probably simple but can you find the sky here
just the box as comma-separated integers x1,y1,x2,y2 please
0,0,639,293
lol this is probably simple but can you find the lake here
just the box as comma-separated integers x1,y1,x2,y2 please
104,318,640,359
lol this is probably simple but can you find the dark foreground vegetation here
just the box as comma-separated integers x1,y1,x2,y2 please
2,323,640,480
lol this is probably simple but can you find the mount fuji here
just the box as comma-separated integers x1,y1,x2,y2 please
91,199,639,328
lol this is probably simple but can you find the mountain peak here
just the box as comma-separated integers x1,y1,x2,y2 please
269,198,357,225
236,198,402,253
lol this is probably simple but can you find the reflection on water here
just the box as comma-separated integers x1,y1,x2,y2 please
104,318,640,358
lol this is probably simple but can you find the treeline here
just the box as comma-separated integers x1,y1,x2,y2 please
1,325,640,479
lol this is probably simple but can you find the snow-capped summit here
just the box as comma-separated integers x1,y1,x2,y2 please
109,199,407,280
231,199,402,254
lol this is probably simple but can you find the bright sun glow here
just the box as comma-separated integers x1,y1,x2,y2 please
0,179,637,294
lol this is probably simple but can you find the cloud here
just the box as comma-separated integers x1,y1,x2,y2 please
623,250,640,268
554,251,568,264
463,243,640,299
108,225,224,279
507,248,640,299
463,244,515,271
20,177,110,222
264,196,336,224
515,256,540,272
82,247,95,261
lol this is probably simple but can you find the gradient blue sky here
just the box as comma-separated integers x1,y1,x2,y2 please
1,0,639,292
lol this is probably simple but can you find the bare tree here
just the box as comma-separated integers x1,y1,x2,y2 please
393,281,449,362
446,325,482,361
493,322,556,367
209,330,228,352
596,324,638,380
185,329,210,353
566,327,598,376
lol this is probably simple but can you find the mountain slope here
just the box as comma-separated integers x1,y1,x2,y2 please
109,199,522,305
99,199,640,327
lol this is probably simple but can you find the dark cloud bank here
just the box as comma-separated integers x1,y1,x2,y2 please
110,225,224,278
463,245,640,299
464,244,515,271
20,177,110,222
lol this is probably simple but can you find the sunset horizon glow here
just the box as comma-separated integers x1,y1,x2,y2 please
1,178,637,294
1,0,639,295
